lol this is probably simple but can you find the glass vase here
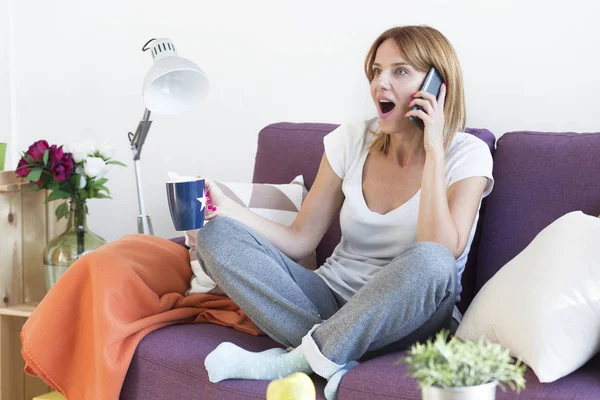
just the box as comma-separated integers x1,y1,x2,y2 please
43,200,106,290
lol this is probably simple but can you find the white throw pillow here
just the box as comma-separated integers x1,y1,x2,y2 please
456,211,600,383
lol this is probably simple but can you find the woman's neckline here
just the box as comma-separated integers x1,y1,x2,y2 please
358,149,421,217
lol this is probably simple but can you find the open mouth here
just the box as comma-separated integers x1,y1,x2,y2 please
379,100,396,114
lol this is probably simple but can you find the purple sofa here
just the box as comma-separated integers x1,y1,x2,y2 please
120,123,600,399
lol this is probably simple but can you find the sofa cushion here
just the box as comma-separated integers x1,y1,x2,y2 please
474,131,600,292
120,323,600,400
339,350,600,399
120,324,328,400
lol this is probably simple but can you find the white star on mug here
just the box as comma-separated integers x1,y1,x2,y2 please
196,189,207,212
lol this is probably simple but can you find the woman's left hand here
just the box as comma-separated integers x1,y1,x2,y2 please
405,82,447,154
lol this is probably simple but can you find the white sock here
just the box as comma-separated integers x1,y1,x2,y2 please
204,342,313,382
324,360,358,400
300,324,360,399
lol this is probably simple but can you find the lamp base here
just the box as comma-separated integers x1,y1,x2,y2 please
137,215,154,235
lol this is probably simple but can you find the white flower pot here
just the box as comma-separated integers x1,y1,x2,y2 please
421,381,498,400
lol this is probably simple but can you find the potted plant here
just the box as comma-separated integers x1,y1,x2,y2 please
398,330,527,400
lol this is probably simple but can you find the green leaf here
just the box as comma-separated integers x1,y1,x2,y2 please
55,202,69,221
22,153,33,163
94,193,112,199
68,173,78,186
46,189,72,202
78,189,88,201
47,180,60,191
72,174,82,189
106,160,127,167
93,177,108,187
97,185,110,195
43,149,50,165
25,167,42,182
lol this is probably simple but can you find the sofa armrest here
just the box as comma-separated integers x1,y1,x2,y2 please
169,236,189,249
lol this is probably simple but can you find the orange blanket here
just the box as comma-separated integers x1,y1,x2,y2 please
21,234,264,400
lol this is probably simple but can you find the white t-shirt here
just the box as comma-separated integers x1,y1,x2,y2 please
314,118,494,318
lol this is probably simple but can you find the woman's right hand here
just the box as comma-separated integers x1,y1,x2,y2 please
202,178,241,221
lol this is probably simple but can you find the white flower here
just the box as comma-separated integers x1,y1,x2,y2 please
97,142,116,160
84,157,107,178
65,141,94,163
79,174,87,189
98,164,113,179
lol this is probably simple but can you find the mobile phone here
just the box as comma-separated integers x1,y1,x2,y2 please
409,66,444,131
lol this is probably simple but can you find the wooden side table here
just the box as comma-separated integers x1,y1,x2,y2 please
0,171,66,400
0,305,50,400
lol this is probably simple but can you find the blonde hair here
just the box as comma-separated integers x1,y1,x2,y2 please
364,25,466,153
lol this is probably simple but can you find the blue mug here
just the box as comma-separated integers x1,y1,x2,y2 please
166,178,206,231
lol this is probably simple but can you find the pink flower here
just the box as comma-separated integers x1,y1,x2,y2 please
51,153,74,182
26,140,49,162
48,144,65,164
16,158,31,178
16,157,43,184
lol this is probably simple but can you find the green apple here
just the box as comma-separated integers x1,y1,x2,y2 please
266,372,316,400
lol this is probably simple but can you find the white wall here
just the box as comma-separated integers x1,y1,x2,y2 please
2,0,599,241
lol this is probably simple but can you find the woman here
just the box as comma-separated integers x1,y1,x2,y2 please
199,25,493,399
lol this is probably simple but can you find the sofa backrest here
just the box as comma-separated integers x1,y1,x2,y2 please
252,122,495,303
253,122,341,265
473,131,600,301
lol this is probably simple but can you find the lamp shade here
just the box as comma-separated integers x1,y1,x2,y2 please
142,38,209,115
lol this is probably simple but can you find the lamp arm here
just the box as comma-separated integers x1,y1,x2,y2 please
127,108,154,235
128,109,152,160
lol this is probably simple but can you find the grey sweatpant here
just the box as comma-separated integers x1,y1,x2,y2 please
196,216,457,367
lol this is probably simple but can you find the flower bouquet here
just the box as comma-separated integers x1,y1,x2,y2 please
16,139,126,289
